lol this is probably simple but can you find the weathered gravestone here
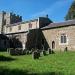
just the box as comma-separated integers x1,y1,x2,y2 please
37,51,40,57
9,48,24,55
47,48,52,54
7,48,10,53
51,50,55,54
15,48,23,55
31,48,35,53
37,49,41,57
32,51,39,59
26,50,29,55
42,50,46,56
22,49,26,55
64,47,68,52
9,48,16,55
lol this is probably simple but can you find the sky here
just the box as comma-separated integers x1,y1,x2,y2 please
0,0,74,22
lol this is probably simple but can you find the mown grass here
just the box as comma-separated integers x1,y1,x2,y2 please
0,51,75,75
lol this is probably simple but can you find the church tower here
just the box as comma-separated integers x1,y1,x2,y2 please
0,11,6,34
0,11,22,34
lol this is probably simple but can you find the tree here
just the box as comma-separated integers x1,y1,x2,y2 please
65,1,75,20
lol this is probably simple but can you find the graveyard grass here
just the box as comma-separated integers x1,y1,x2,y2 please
0,51,75,75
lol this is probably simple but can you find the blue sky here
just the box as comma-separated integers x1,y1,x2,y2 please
0,0,73,22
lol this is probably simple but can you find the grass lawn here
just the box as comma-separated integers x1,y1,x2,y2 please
0,51,75,75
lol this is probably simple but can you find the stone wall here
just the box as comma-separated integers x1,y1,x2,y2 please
0,34,10,50
25,29,41,50
6,32,28,49
4,17,51,34
0,11,22,34
4,20,38,34
42,25,75,51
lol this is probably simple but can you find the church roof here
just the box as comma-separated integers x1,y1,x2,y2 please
41,20,75,30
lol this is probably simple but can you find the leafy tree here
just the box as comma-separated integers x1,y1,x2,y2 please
65,1,75,20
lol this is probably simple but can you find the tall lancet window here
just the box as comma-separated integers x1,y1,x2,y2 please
60,34,67,44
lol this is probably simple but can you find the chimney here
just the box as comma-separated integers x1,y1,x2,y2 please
46,14,48,18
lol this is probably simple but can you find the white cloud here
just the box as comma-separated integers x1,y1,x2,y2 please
30,0,73,19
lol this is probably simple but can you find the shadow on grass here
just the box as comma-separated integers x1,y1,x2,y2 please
0,55,15,61
0,67,35,75
37,72,64,75
0,66,64,75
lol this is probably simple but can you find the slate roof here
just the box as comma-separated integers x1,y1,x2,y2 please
6,19,38,27
41,20,75,30
5,31,28,35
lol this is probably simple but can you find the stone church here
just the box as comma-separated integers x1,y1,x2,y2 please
0,1,75,51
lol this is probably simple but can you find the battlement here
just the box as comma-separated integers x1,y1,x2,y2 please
0,11,22,34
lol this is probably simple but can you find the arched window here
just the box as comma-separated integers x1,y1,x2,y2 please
52,41,55,49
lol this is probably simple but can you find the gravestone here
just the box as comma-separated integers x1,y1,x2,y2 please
26,50,29,55
15,48,22,55
9,48,16,55
7,48,10,53
32,51,39,59
23,49,26,55
37,51,40,57
64,47,68,52
9,48,24,55
37,49,40,57
42,50,46,56
51,50,55,54
47,48,52,54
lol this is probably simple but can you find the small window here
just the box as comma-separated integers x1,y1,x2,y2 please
10,27,12,32
29,23,32,28
18,25,21,30
60,34,67,43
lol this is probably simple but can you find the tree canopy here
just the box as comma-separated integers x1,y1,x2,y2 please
65,1,75,20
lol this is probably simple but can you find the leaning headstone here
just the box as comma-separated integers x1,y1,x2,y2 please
32,51,39,59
